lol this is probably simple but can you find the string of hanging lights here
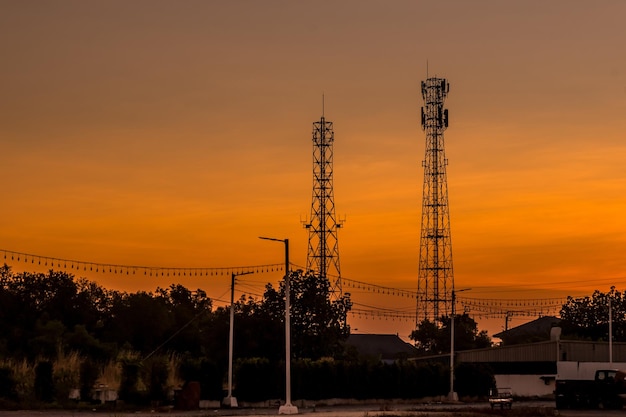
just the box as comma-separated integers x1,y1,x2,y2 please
1,249,284,278
2,248,568,323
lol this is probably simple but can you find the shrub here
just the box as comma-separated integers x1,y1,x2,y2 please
235,357,281,402
52,350,81,404
34,361,54,402
4,359,35,403
0,366,17,401
119,359,142,404
178,356,223,401
79,359,100,402
145,356,169,403
455,362,495,398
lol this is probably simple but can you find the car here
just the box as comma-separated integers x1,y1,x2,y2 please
489,387,513,409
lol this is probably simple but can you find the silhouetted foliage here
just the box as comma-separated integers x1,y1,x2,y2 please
34,361,54,402
0,367,17,401
177,356,223,400
235,357,281,402
119,359,141,404
455,362,495,398
79,358,100,402
560,287,626,341
0,264,359,405
263,269,352,359
154,284,212,355
410,313,491,355
147,357,169,403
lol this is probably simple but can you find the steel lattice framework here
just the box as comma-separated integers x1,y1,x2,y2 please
417,77,453,324
304,114,343,298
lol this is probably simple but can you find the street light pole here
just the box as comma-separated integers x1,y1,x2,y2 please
259,237,298,415
609,296,613,365
449,287,471,402
449,289,457,402
222,270,253,408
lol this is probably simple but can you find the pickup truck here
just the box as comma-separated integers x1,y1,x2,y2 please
555,369,626,409
489,387,513,409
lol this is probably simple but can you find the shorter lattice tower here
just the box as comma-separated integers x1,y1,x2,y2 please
304,104,343,298
416,77,454,324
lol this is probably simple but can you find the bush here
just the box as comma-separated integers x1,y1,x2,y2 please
178,356,223,401
79,359,100,402
291,358,449,401
293,358,337,400
34,361,54,402
52,350,81,405
235,357,281,402
0,366,17,401
455,362,495,398
119,360,142,404
146,357,169,403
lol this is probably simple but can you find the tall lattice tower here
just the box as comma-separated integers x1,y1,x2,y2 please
304,109,343,297
416,77,454,323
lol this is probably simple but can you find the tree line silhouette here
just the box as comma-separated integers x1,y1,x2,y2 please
0,264,351,363
1,261,615,408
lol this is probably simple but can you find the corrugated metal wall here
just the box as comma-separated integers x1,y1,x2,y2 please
455,341,626,363
458,341,557,363
559,341,626,362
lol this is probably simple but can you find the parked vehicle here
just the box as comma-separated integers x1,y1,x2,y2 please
555,369,626,409
489,387,513,409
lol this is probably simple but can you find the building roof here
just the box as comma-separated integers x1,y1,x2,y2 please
346,334,418,360
493,316,561,341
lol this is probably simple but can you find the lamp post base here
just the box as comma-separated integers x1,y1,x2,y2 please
278,403,298,414
447,391,459,402
221,396,238,408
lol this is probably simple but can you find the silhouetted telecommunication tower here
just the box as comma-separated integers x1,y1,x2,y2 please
416,77,454,324
304,106,343,298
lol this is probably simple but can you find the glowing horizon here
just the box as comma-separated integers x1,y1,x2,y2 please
2,1,626,338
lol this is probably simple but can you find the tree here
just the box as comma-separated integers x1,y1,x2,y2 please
232,295,283,361
0,266,113,360
262,269,352,359
154,284,213,355
409,319,441,353
410,313,491,355
560,287,626,341
104,291,174,354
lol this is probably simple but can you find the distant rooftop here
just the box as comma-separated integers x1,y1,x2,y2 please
493,316,561,343
346,333,418,361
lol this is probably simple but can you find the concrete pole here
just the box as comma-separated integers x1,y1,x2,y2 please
223,270,252,408
259,237,297,414
222,272,238,407
280,239,298,414
609,296,613,365
448,289,458,401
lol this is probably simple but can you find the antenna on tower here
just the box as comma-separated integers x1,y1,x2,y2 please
322,93,325,117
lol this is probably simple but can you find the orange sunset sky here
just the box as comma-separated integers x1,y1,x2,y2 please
2,1,626,339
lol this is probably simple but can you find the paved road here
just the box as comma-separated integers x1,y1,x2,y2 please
10,399,626,417
558,411,626,417
0,401,559,417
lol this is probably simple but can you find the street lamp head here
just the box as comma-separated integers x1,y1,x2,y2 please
259,236,287,243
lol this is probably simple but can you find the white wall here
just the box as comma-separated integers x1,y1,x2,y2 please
557,361,626,380
494,374,555,397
